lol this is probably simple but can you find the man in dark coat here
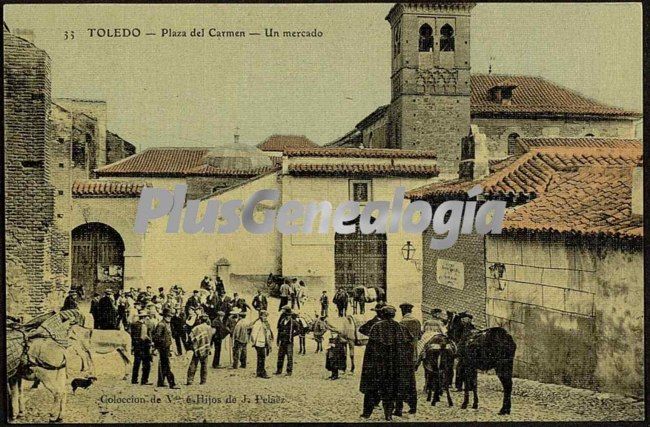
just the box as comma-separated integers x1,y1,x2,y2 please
358,302,386,337
152,308,180,389
95,289,119,330
275,308,300,376
170,309,186,356
251,290,268,313
396,302,421,416
215,276,226,297
332,288,349,317
211,311,230,368
62,290,78,311
359,305,414,421
200,276,211,291
130,311,153,385
185,290,201,316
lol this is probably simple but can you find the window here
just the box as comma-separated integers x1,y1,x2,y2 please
440,24,455,52
349,180,372,203
507,133,520,156
585,133,595,137
71,139,86,167
419,24,434,52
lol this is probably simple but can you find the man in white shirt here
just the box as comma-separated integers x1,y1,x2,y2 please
249,310,273,379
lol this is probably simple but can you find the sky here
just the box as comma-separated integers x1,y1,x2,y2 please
4,3,643,150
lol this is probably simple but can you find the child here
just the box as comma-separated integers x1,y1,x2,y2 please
312,315,327,353
320,291,328,317
326,335,347,380
326,338,339,379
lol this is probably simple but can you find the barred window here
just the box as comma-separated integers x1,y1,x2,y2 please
440,24,455,52
419,24,434,52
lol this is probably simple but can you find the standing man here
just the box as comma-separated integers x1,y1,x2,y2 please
130,310,153,385
200,276,211,291
278,279,291,311
290,278,301,309
252,290,268,313
230,308,249,369
185,290,201,316
275,307,300,376
96,289,119,330
359,305,412,421
358,303,386,337
152,308,180,389
396,302,421,416
250,310,273,379
62,290,78,311
215,276,226,297
320,291,329,317
333,288,349,318
170,308,186,356
187,314,214,385
211,311,230,368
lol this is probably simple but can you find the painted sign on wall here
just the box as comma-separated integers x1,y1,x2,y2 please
437,258,465,290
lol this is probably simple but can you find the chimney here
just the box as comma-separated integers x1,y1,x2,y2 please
458,125,489,181
14,28,35,44
632,165,643,216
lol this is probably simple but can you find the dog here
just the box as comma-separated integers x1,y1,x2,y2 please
71,376,97,393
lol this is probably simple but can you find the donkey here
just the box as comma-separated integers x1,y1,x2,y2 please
447,312,517,415
418,333,456,407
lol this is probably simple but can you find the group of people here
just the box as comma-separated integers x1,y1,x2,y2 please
359,302,449,421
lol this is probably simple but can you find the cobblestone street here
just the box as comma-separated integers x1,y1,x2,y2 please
11,294,643,423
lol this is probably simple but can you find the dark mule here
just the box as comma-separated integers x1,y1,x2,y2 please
447,312,516,415
418,334,456,407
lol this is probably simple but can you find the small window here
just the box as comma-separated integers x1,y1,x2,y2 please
440,24,455,52
72,139,86,168
507,133,520,156
58,190,64,196
585,133,595,137
21,160,44,168
419,24,434,52
350,180,371,203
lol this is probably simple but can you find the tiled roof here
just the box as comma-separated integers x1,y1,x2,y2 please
185,164,278,176
470,74,640,118
95,147,276,177
517,137,642,152
72,180,149,197
283,147,437,159
257,135,318,151
488,156,518,173
288,163,439,177
502,166,642,239
407,147,642,200
96,147,210,176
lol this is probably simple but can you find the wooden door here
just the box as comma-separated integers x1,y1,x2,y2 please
72,223,124,296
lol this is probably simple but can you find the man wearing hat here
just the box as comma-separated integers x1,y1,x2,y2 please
230,308,249,369
185,290,202,317
275,307,300,376
360,305,413,421
187,314,213,385
130,310,153,385
152,308,180,389
423,308,448,336
396,302,421,416
62,289,79,311
211,311,230,368
95,289,119,330
358,302,386,337
249,310,273,378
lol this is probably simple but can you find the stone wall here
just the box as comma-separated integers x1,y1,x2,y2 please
4,28,58,318
54,98,108,169
485,233,643,397
106,131,136,165
473,117,637,158
186,176,248,200
422,229,486,327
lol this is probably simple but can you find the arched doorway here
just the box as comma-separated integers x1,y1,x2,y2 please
72,222,125,296
334,216,387,296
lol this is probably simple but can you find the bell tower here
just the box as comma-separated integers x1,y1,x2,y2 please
386,2,475,177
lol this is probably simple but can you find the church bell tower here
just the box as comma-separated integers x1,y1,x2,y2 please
386,2,475,177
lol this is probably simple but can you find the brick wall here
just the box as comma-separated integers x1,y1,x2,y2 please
4,28,57,318
486,233,643,397
422,227,486,327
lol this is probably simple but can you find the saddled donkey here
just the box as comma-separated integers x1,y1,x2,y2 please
447,313,517,415
416,332,456,407
7,309,91,423
324,312,375,372
351,286,386,314
69,326,132,380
